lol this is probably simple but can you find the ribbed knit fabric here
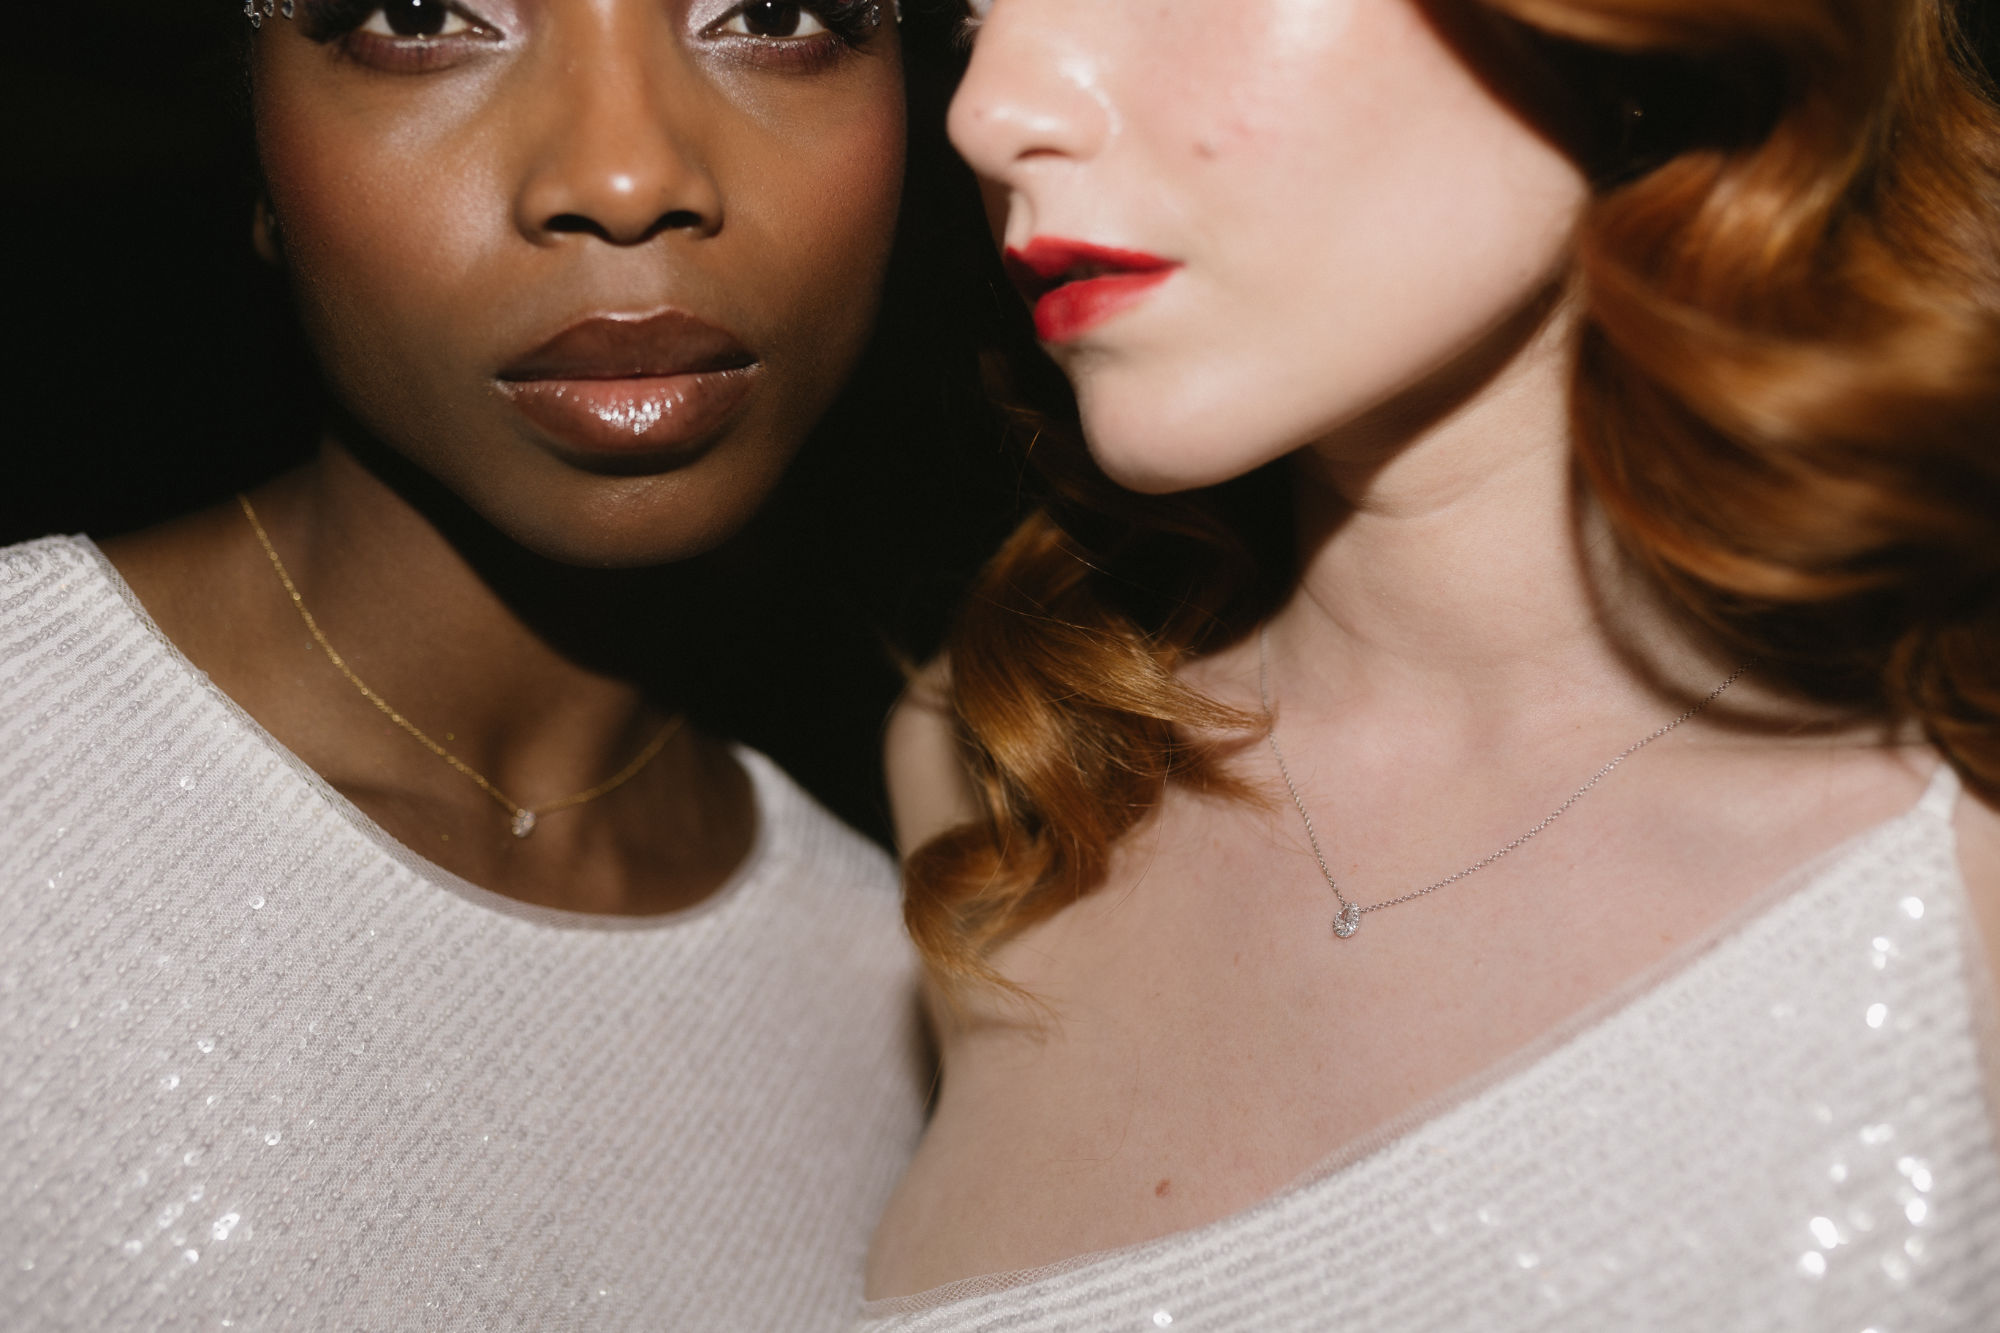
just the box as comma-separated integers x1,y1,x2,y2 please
861,767,2000,1332
0,536,925,1332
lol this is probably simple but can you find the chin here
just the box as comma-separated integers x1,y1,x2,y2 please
1077,381,1296,498
1087,441,1232,497
467,467,782,571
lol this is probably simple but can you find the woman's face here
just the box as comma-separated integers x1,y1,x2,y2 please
254,0,905,566
949,0,1590,495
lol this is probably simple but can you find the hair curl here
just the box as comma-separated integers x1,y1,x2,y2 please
907,0,2000,989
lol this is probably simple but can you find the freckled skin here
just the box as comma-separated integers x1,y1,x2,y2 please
870,0,1980,1304
949,0,1581,496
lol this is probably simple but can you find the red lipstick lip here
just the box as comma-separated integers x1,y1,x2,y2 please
1004,238,1181,343
496,310,761,466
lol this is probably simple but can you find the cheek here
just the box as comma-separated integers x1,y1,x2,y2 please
1089,0,1587,488
256,91,505,396
1214,0,1582,323
742,105,907,369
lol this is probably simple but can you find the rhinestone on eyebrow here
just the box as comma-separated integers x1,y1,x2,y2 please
243,0,298,29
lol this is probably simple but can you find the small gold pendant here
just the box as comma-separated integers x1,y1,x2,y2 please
511,810,538,839
1333,902,1362,939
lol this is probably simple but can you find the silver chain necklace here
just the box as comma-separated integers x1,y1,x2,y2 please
1257,626,1750,939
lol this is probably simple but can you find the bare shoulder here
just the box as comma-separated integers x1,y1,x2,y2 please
883,659,982,856
96,499,257,657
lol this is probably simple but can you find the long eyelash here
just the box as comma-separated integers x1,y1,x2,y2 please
298,2,885,48
809,1,891,46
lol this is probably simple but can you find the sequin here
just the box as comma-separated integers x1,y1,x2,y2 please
24,539,1998,1333
3,542,924,1331
849,764,2000,1333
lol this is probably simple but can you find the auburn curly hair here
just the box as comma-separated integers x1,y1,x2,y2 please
908,0,2000,989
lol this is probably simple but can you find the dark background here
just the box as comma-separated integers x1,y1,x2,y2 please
3,3,1997,843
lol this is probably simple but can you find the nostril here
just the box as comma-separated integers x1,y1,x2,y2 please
546,213,609,238
652,210,705,235
544,210,710,244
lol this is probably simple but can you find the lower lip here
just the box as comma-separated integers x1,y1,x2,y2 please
1034,270,1177,343
498,369,756,461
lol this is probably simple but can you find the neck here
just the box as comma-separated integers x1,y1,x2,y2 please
1270,293,1721,720
103,425,760,916
256,437,668,801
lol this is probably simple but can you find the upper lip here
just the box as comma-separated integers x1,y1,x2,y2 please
498,309,757,382
1003,238,1179,302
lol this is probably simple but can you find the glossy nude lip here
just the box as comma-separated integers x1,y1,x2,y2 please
1004,239,1182,343
496,310,760,466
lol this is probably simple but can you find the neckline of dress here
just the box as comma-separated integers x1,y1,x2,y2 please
863,759,1964,1319
72,534,782,935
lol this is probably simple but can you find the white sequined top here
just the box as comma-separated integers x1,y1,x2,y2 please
0,536,925,1332
861,762,2000,1331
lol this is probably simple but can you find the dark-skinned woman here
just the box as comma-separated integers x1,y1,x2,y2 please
0,1,974,1326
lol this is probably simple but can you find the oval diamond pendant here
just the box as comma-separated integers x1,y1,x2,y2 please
511,810,538,839
1333,902,1362,939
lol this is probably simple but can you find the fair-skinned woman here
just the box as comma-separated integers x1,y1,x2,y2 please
866,0,2000,1327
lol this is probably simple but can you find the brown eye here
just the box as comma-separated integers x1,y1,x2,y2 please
727,3,831,38
373,0,451,37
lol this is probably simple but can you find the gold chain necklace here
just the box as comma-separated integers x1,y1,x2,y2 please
238,494,684,839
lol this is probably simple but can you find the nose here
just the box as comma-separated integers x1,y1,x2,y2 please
514,20,724,247
948,3,1111,190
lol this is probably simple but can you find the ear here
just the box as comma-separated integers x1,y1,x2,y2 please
252,193,282,267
